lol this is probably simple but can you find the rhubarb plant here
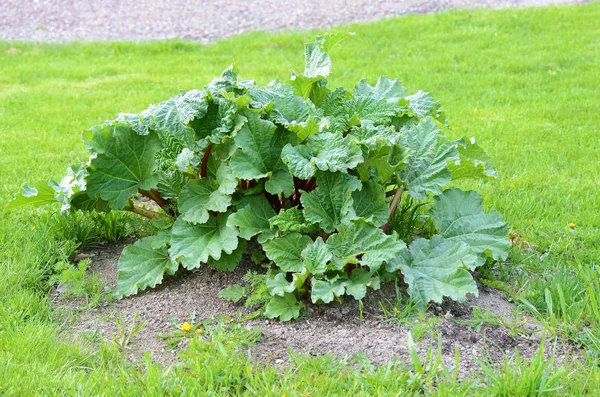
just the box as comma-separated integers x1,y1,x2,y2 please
7,33,509,320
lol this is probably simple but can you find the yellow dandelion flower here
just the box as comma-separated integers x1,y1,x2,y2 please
195,328,204,335
181,322,192,332
568,223,576,229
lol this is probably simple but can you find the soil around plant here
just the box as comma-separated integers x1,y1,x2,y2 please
55,241,577,379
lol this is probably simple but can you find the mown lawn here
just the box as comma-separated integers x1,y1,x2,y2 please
1,3,599,395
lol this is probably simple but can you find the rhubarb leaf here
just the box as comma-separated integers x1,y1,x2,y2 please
86,124,161,210
387,235,478,309
169,213,239,270
300,171,362,233
115,235,178,298
398,118,459,199
429,188,509,266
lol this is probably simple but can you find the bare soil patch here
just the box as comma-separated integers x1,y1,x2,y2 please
55,241,573,379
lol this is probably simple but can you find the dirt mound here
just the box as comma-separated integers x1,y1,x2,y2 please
56,242,572,378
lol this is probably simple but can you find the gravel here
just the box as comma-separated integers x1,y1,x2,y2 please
0,0,590,43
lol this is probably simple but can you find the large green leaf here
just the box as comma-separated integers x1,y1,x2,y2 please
398,118,459,199
354,76,407,103
351,179,390,227
448,137,497,180
265,168,294,197
207,239,247,271
303,32,352,79
229,112,286,180
177,164,237,224
266,273,299,297
115,235,178,298
226,195,276,240
326,220,406,271
269,207,319,234
282,132,363,179
300,171,362,233
86,124,161,210
355,143,410,183
265,293,304,321
262,232,312,272
311,278,347,304
429,188,509,265
169,214,239,270
404,90,440,119
147,89,209,143
387,236,478,309
345,96,399,125
345,269,381,300
301,237,332,276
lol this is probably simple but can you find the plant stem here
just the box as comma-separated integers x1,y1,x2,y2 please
382,185,405,233
126,199,162,219
138,188,175,217
264,192,282,212
200,144,213,179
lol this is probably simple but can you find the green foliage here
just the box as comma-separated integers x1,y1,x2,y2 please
7,35,508,320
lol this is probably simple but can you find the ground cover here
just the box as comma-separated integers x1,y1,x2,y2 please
1,3,599,395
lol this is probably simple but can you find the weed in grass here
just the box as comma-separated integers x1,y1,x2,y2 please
48,258,104,307
476,338,567,395
113,311,146,350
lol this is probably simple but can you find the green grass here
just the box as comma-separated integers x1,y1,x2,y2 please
1,2,600,395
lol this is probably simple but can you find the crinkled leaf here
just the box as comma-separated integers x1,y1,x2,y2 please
169,213,239,270
387,235,478,309
86,124,161,210
287,116,320,142
208,239,247,271
265,293,304,321
398,118,459,199
178,164,236,224
355,76,407,103
345,96,399,124
270,95,311,126
449,137,497,180
116,112,153,136
269,207,319,234
311,278,347,304
282,132,363,179
348,122,401,150
327,220,406,271
301,237,332,275
230,112,286,180
404,90,440,119
218,285,246,303
147,89,208,143
204,65,238,95
262,232,312,272
301,171,362,233
248,80,295,107
266,273,299,297
115,235,178,299
345,269,381,300
356,143,410,183
227,196,276,240
429,188,509,266
351,179,390,227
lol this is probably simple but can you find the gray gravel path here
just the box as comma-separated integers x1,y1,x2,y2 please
0,0,591,43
